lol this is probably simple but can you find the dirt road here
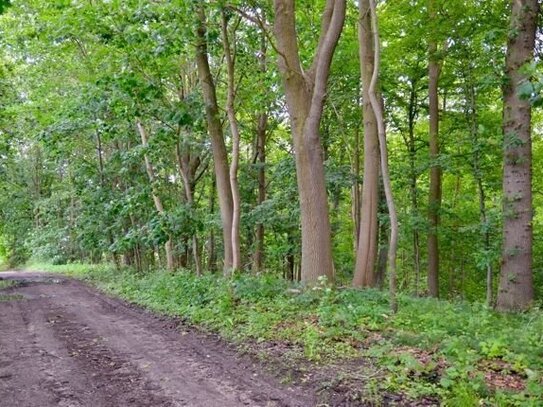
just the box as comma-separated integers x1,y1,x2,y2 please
0,271,314,407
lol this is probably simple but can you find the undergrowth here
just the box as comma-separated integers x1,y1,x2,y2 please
28,262,543,406
0,280,15,289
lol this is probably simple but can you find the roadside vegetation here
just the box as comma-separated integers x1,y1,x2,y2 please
0,279,15,289
29,262,543,406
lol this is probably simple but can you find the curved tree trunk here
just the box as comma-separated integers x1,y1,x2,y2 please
353,0,379,288
497,0,538,311
221,11,242,271
368,0,398,313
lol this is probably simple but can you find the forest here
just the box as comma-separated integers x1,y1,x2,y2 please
1,0,543,404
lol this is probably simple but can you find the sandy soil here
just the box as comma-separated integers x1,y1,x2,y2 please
0,271,314,407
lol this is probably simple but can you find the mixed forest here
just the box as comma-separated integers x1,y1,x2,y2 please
1,0,541,308
1,0,543,403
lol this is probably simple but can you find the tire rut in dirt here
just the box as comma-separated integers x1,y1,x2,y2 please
46,308,175,407
1,273,315,407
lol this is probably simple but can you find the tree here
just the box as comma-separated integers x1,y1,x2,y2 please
496,0,539,311
427,0,444,298
352,0,379,288
273,0,346,284
253,32,269,273
367,0,398,312
220,10,242,271
194,4,234,273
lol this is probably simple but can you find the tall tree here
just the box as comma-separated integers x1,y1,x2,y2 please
272,0,346,284
427,0,443,297
253,33,268,272
497,0,539,311
367,0,398,312
221,10,242,271
194,5,234,273
352,0,379,288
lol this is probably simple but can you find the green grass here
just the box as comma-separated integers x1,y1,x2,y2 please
28,262,543,406
0,279,23,301
0,280,16,289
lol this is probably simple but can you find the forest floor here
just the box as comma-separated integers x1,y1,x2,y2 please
0,271,314,407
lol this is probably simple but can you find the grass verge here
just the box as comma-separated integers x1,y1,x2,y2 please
28,262,543,406
0,280,16,289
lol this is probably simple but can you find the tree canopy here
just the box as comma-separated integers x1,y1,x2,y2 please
0,0,541,311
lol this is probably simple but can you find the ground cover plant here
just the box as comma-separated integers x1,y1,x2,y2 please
30,262,543,406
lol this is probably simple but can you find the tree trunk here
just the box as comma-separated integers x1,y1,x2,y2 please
497,0,538,311
94,123,120,270
375,180,388,290
254,112,267,272
351,123,361,252
353,0,379,288
221,11,242,271
254,33,268,273
406,78,421,295
195,5,234,274
136,120,174,271
427,0,442,297
273,0,346,285
208,177,217,272
368,0,398,313
175,140,202,275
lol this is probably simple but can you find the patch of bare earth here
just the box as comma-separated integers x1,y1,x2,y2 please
0,272,312,407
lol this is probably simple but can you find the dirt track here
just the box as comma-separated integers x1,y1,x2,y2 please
0,271,314,407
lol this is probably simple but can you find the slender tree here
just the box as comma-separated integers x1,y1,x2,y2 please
221,10,242,271
253,33,268,272
194,5,234,273
353,0,379,288
427,0,443,297
368,0,398,312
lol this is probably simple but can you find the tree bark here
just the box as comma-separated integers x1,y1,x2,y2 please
497,0,538,311
273,0,346,285
353,0,379,288
427,0,442,297
368,0,398,313
195,5,234,273
254,111,267,272
221,11,242,271
253,33,268,273
136,120,174,271
208,176,217,272
405,78,421,295
175,139,202,275
351,123,361,252
375,180,388,290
